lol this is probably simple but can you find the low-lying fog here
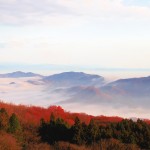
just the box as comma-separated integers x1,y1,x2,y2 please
0,70,150,119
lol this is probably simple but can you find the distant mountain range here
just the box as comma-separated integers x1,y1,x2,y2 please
103,76,150,97
43,72,105,87
0,71,150,117
0,71,42,78
2,71,150,96
46,72,150,107
1,71,150,104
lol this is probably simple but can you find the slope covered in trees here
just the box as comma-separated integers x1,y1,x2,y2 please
0,101,150,149
39,115,150,149
0,101,123,125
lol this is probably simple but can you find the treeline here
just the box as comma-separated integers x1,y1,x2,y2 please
0,108,21,133
39,113,150,149
0,108,22,149
0,104,150,149
0,101,123,126
0,108,51,150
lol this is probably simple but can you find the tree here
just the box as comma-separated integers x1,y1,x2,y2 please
8,113,21,133
71,117,83,145
50,112,55,123
87,119,99,144
0,108,9,131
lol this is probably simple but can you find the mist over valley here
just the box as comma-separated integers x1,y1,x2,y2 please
0,71,150,119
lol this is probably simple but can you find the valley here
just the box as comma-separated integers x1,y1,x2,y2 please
0,71,150,118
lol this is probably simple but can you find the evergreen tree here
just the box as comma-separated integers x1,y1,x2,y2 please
71,117,83,145
87,119,99,144
50,112,55,123
8,113,21,133
81,122,88,144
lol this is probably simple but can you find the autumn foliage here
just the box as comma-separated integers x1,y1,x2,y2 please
0,131,21,150
0,101,150,149
0,101,122,126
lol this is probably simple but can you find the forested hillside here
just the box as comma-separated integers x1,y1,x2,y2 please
0,101,150,149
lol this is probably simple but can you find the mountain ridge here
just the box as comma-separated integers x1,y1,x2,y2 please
0,71,43,78
43,71,105,87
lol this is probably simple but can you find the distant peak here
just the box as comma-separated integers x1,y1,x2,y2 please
0,71,43,78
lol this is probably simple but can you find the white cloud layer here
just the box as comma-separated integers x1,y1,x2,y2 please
0,0,150,25
0,0,150,68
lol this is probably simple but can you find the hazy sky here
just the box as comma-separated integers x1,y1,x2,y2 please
0,0,150,68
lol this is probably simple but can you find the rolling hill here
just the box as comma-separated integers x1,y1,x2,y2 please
43,71,105,87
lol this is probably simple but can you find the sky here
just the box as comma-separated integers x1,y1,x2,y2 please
0,0,150,69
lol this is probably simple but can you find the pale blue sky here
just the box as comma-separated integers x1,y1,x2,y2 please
0,0,150,68
123,0,150,7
